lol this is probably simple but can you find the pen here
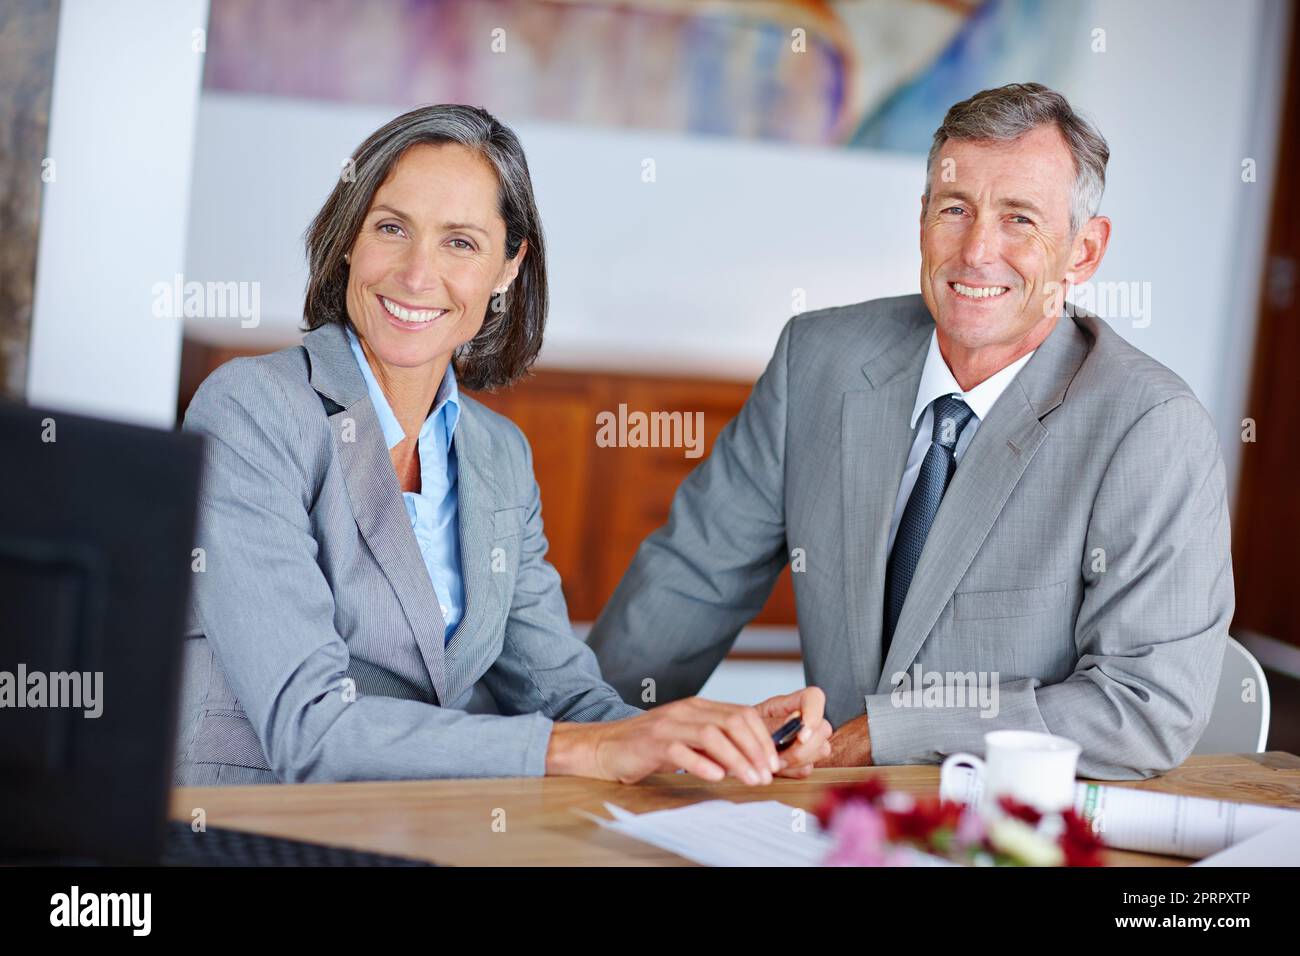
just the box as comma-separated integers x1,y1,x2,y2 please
771,715,804,752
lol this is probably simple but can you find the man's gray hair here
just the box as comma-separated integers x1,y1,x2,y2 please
924,82,1109,234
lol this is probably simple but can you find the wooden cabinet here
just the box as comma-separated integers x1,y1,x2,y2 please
472,369,796,624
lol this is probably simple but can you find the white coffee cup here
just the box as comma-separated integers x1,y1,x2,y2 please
940,730,1081,814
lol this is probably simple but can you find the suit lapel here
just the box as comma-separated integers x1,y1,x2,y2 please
874,309,1092,690
303,323,449,705
842,320,931,694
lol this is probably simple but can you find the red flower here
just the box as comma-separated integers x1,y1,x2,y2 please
1060,808,1106,867
997,795,1043,825
814,777,887,827
883,797,964,847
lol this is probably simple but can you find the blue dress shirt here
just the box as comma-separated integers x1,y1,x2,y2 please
345,325,464,644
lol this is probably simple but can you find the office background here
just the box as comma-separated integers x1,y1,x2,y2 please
4,0,1298,748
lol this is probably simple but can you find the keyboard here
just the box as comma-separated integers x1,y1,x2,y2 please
160,820,435,867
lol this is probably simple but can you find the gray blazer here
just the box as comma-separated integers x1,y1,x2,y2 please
173,321,639,786
588,295,1234,780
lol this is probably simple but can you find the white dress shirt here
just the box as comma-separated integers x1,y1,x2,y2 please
886,331,1037,555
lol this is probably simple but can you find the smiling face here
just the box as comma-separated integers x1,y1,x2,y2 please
919,124,1107,371
345,142,526,375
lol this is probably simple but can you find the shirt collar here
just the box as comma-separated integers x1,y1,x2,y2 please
909,329,1036,430
345,324,461,451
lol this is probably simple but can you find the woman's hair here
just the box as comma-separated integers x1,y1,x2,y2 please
303,104,547,391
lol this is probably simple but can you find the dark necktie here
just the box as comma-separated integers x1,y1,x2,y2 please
882,395,976,656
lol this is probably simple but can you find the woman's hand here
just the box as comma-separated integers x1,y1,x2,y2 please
754,686,833,778
546,697,783,785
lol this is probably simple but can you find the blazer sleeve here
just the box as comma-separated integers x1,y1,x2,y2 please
187,359,574,783
587,317,794,706
480,424,642,722
864,395,1234,779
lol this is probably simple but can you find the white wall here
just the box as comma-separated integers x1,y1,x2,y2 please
27,0,209,427
182,94,924,378
1210,0,1292,500
1068,0,1291,495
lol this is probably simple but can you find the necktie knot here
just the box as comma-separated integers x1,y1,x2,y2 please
930,395,974,450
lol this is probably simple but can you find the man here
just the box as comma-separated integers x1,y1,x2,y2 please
587,83,1233,780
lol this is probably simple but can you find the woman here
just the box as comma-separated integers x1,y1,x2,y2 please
173,104,831,786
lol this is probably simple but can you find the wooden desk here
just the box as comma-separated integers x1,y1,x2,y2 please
169,752,1300,867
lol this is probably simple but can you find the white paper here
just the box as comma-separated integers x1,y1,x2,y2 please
943,765,1300,860
1193,817,1300,866
594,800,832,866
592,799,957,867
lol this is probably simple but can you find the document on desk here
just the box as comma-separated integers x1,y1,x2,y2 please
1192,816,1300,866
1073,782,1300,859
592,800,833,866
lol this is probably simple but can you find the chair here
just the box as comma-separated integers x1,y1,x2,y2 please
1192,637,1271,754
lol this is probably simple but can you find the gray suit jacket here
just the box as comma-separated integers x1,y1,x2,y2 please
588,294,1233,779
173,321,639,786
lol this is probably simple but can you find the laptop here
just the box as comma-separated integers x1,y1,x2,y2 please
0,400,431,866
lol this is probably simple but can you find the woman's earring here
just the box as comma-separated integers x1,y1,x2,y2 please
490,287,508,314
343,253,350,265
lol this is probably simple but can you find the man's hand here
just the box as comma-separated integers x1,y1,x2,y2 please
754,687,833,778
817,712,873,767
